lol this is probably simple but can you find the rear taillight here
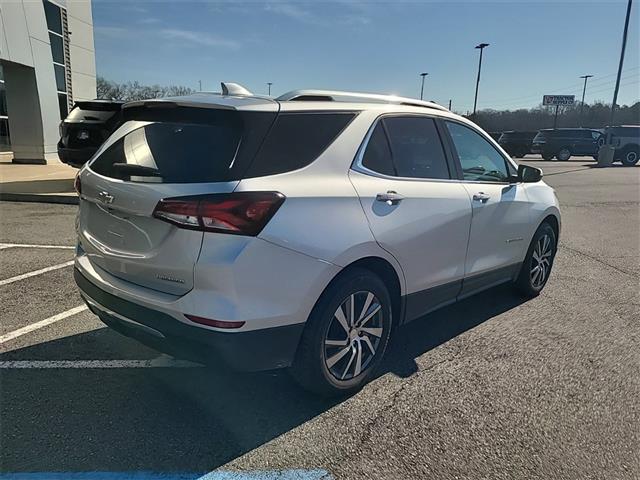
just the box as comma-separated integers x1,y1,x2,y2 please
74,173,82,195
153,192,285,236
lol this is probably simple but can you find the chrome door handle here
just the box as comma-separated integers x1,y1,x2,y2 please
472,192,491,203
376,191,404,205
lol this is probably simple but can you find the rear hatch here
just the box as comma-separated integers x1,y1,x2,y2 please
77,98,278,295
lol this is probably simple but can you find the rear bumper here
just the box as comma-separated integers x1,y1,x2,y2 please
75,267,305,371
57,145,98,167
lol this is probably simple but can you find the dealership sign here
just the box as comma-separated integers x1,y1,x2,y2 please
543,95,575,106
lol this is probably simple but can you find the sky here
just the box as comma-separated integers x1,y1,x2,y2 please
92,0,640,113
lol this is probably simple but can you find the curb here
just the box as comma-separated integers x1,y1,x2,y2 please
0,192,79,205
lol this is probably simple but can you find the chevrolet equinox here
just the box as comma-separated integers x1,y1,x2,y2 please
74,83,561,395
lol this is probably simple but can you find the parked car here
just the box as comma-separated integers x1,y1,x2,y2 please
73,84,561,396
498,131,537,158
604,125,640,166
531,128,603,161
58,100,124,167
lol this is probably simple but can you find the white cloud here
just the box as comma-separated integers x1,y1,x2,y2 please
160,29,241,49
263,1,371,27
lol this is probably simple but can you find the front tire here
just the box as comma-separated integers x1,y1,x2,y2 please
290,268,393,396
515,222,557,297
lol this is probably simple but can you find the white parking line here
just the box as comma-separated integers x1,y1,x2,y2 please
0,305,87,344
0,356,202,369
0,260,75,286
0,243,75,250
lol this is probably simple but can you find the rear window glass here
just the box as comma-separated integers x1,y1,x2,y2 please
245,112,355,177
90,120,242,183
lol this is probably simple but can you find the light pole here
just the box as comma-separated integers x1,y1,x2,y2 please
267,82,273,96
472,43,489,116
419,72,428,100
610,0,632,131
579,75,593,125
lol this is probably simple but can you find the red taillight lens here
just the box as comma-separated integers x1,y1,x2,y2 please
74,174,82,195
184,314,245,329
153,192,285,236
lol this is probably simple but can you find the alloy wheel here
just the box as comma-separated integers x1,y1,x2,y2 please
324,291,384,381
626,151,638,164
530,234,553,289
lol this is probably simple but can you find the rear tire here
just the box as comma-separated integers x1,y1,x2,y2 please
515,222,557,297
621,146,639,166
556,147,571,161
290,268,393,396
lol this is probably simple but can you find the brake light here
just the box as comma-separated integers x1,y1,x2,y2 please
153,192,285,236
74,173,82,195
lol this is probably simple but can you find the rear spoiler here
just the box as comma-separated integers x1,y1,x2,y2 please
74,100,125,111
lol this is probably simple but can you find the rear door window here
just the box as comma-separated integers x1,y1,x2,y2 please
383,117,450,179
361,123,395,176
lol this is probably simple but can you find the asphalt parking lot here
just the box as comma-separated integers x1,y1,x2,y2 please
1,157,638,479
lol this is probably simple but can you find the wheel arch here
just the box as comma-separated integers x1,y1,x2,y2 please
320,256,405,328
542,213,560,239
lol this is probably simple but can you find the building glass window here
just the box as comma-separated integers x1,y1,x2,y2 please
49,33,64,64
43,0,63,34
43,0,70,119
0,64,9,150
54,64,66,92
58,93,69,120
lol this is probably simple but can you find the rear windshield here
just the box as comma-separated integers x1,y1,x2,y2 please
90,120,243,183
89,109,355,183
65,107,120,124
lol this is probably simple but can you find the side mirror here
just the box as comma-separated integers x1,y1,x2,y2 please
518,164,543,183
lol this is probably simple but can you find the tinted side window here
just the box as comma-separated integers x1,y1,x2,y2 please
361,123,395,176
445,122,510,182
383,117,450,179
247,112,355,177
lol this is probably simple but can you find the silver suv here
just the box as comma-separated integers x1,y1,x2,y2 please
74,84,561,395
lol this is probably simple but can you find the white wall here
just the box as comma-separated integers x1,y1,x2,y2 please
67,1,96,102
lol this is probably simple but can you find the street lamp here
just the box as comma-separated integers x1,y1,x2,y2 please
419,72,428,100
472,43,489,116
579,75,593,126
267,82,273,96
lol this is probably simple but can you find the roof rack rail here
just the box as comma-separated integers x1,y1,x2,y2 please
276,89,449,112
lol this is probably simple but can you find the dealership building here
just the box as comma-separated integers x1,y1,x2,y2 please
0,0,96,163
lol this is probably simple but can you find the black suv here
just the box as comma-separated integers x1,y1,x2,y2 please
58,100,124,168
498,131,537,158
531,128,603,161
604,125,640,166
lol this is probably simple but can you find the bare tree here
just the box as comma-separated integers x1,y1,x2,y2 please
96,76,195,101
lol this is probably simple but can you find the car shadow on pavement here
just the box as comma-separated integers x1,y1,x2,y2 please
0,284,527,473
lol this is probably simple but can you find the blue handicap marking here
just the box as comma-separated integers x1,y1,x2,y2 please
0,470,332,480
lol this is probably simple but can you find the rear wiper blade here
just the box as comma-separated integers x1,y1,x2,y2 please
112,163,162,176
